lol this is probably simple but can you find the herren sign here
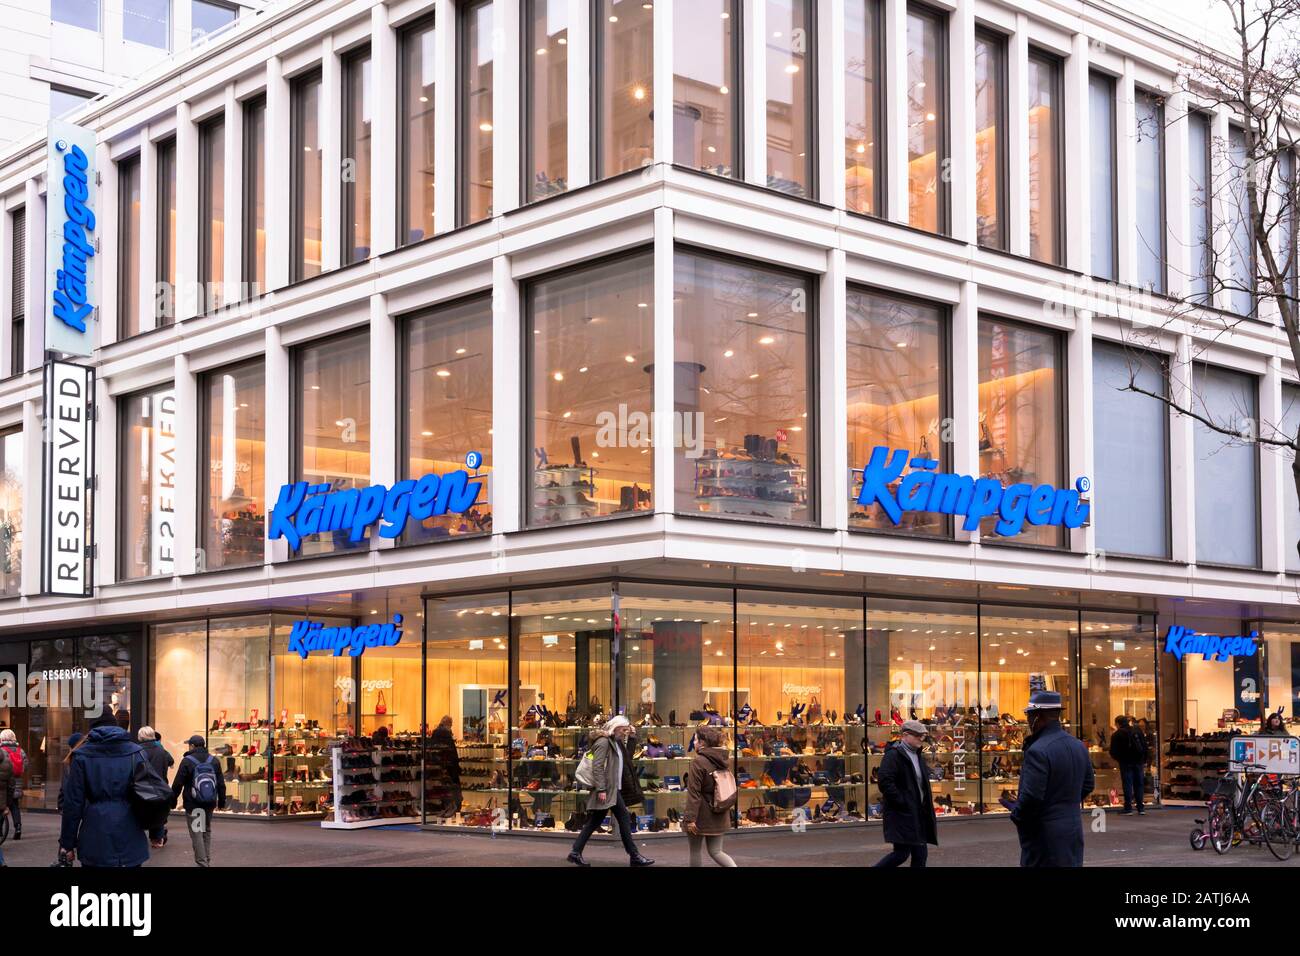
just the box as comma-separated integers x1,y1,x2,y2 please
42,360,94,596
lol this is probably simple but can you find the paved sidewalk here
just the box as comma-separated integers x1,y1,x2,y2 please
0,806,1273,867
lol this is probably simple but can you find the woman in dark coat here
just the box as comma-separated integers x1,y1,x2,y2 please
59,716,152,868
683,725,736,866
874,720,938,867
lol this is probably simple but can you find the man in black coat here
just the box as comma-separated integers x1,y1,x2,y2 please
874,719,938,867
170,734,226,867
1006,691,1095,867
1107,716,1146,815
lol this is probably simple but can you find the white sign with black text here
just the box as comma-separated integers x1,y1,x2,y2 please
42,360,94,596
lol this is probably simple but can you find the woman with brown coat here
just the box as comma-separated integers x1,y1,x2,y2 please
683,725,738,867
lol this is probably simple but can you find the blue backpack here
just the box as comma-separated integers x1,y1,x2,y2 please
186,754,219,806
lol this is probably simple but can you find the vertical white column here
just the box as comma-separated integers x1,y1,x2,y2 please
139,130,157,334
97,141,119,348
23,181,43,370
224,87,243,304
744,0,767,187
1008,17,1029,257
370,293,396,550
1064,32,1090,274
175,101,199,319
1211,108,1233,312
1067,309,1094,555
884,0,908,223
173,353,198,575
491,255,521,533
652,207,674,513
567,0,591,189
951,280,979,544
21,398,41,595
95,383,117,587
1116,60,1137,285
264,325,291,564
821,0,846,210
1261,357,1285,573
494,0,521,215
1169,333,1197,563
949,0,976,244
1165,91,1191,300
267,56,291,291
435,0,457,233
371,3,397,255
321,35,342,273
822,249,848,530
653,0,673,167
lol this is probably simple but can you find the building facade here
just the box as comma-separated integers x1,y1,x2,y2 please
0,0,1296,831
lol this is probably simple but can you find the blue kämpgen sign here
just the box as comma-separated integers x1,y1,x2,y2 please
856,446,1091,536
288,614,403,658
1162,624,1259,662
45,119,97,358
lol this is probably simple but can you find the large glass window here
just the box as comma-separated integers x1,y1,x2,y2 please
1188,111,1213,303
1193,363,1259,566
977,318,1063,547
404,297,493,540
460,1,494,224
1090,72,1117,280
199,116,225,312
243,96,266,297
974,31,1006,250
1135,91,1165,293
156,137,176,326
150,622,207,769
120,385,178,580
295,330,371,556
201,360,265,570
399,16,437,245
1283,383,1300,573
1027,50,1062,265
595,0,653,178
123,0,169,49
845,0,882,216
674,251,813,522
525,0,568,202
1081,611,1158,810
1228,125,1255,315
766,0,813,198
847,288,947,534
0,429,21,596
1092,342,1170,557
50,87,94,118
9,207,23,376
118,155,141,338
53,0,99,30
1278,148,1298,304
342,48,372,265
906,4,946,233
291,70,323,282
191,0,236,41
527,252,654,526
673,0,739,178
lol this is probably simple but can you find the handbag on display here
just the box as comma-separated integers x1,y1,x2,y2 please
375,691,388,716
807,695,823,722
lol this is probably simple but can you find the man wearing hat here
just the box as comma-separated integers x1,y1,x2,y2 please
873,719,938,867
1002,691,1094,867
170,733,226,867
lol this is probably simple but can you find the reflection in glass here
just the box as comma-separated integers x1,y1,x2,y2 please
343,48,372,264
120,385,179,580
674,251,812,522
202,360,265,569
847,289,947,533
156,138,176,325
118,156,142,338
1282,385,1300,573
1188,112,1212,303
1090,72,1117,280
1135,92,1165,293
1228,126,1255,315
977,318,1062,547
200,118,225,310
0,430,21,596
243,97,266,296
974,32,1005,249
766,0,812,197
461,1,494,223
292,72,323,281
400,17,437,244
673,0,737,178
525,0,568,201
1027,52,1060,264
907,5,945,233
528,253,654,526
845,0,881,215
1192,363,1259,566
596,0,653,177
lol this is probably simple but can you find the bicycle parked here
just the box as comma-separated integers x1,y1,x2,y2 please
1203,764,1286,854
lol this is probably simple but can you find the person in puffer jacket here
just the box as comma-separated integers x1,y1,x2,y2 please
59,714,152,868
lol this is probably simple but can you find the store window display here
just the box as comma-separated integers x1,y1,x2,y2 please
207,616,271,816
977,318,1063,547
595,0,653,177
1262,622,1300,722
734,591,865,827
674,251,813,522
527,253,654,526
866,599,978,819
201,361,265,570
847,289,947,533
672,1,738,177
1079,613,1157,809
0,429,20,597
120,385,179,579
404,297,492,541
150,622,206,768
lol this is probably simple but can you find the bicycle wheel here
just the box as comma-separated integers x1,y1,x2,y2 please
1208,798,1235,854
1261,799,1295,861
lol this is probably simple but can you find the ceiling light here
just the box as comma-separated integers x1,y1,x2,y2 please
479,122,493,132
749,372,759,379
553,371,564,381
455,347,466,354
723,349,734,357
579,366,588,373
624,354,635,363
632,86,645,100
436,369,450,377
420,430,433,437
562,411,571,418
758,335,775,345
419,95,428,103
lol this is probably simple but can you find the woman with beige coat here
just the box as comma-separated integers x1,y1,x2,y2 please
567,716,654,867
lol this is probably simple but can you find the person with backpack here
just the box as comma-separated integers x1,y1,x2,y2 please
874,719,938,867
58,713,155,868
170,734,226,867
137,726,174,847
682,725,737,867
566,716,654,867
1108,716,1147,815
0,728,26,840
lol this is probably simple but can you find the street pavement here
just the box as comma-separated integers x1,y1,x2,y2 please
1,806,1282,867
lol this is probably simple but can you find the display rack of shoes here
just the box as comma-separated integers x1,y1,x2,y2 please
1162,730,1243,803
693,440,807,520
321,735,422,829
209,720,272,817
532,465,602,524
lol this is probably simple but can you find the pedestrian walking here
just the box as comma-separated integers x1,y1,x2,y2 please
1108,716,1146,815
0,728,25,841
682,724,737,867
0,746,11,867
1003,691,1095,867
618,726,645,813
567,716,654,867
58,714,155,868
873,718,938,867
170,734,226,867
137,726,175,847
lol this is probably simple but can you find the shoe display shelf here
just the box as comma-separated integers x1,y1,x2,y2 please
268,726,336,819
532,466,602,523
322,737,422,829
209,727,272,817
733,722,867,827
694,455,807,520
1162,732,1242,804
506,725,595,832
